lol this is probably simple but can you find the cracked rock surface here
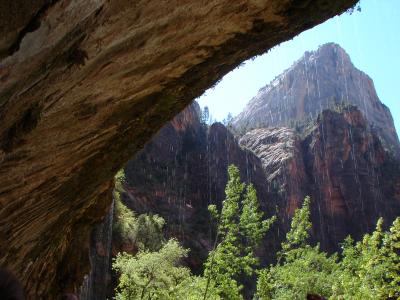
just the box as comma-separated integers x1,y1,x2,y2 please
0,0,357,297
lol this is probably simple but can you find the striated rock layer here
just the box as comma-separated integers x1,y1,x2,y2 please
239,127,307,220
240,108,400,251
122,103,275,271
118,44,400,278
120,103,400,277
232,43,400,248
302,108,400,249
0,1,358,297
233,43,400,157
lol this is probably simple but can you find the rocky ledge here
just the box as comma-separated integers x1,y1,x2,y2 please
0,1,359,297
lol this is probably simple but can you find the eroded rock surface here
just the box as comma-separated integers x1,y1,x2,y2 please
239,108,400,251
122,103,272,272
0,1,359,297
232,42,400,249
239,127,307,221
233,43,400,157
96,93,399,298
302,108,400,250
118,101,400,283
118,42,400,277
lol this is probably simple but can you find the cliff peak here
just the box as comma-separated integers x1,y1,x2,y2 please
233,43,400,157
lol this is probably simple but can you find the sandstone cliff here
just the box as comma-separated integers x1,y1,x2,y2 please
117,44,400,272
233,43,400,157
120,101,400,262
0,1,358,297
240,107,400,251
121,103,274,271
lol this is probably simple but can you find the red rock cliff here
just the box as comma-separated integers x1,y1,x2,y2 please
233,43,400,158
0,1,358,297
122,103,272,271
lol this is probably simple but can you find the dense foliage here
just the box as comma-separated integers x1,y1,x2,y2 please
256,197,400,300
113,239,191,300
113,169,165,250
113,166,400,300
204,165,276,299
113,165,274,299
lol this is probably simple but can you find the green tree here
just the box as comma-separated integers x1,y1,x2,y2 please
113,166,400,300
113,239,191,300
134,214,165,251
256,197,338,300
256,196,400,300
204,165,275,299
281,196,312,253
113,169,137,244
175,276,221,300
333,217,400,299
113,195,137,244
113,169,165,250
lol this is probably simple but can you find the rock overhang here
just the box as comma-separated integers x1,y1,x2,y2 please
0,0,359,297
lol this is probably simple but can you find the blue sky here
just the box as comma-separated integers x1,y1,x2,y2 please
197,0,400,135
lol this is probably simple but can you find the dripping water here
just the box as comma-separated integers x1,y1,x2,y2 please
80,197,115,300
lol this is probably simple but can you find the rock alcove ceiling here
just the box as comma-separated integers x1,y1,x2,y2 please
0,0,358,298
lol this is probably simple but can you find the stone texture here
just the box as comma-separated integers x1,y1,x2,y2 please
239,107,400,251
302,108,400,250
100,98,400,298
232,43,400,249
0,1,359,297
122,103,272,272
80,200,114,300
233,43,400,157
239,127,307,222
118,100,400,277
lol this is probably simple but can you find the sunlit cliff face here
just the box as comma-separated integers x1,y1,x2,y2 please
0,1,359,297
233,43,400,158
117,42,400,283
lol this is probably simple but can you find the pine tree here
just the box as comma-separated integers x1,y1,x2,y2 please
334,217,400,299
113,169,165,250
256,197,338,300
204,165,275,299
281,196,312,253
256,196,400,300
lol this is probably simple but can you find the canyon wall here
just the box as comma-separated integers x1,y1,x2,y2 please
118,44,400,276
233,43,400,157
0,1,358,297
122,103,275,271
232,43,400,247
240,108,400,250
121,102,400,271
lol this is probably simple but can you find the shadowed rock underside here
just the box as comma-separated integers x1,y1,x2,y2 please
0,1,358,298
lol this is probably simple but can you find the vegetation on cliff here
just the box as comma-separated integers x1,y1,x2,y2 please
113,170,165,251
203,165,276,299
256,198,400,300
112,166,400,299
112,165,274,299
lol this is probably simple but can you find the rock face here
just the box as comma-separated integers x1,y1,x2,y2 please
239,108,400,251
302,108,400,250
0,1,358,297
232,43,400,249
119,44,400,270
239,127,307,224
122,103,274,271
80,199,114,300
115,103,400,298
120,104,400,272
233,43,400,157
